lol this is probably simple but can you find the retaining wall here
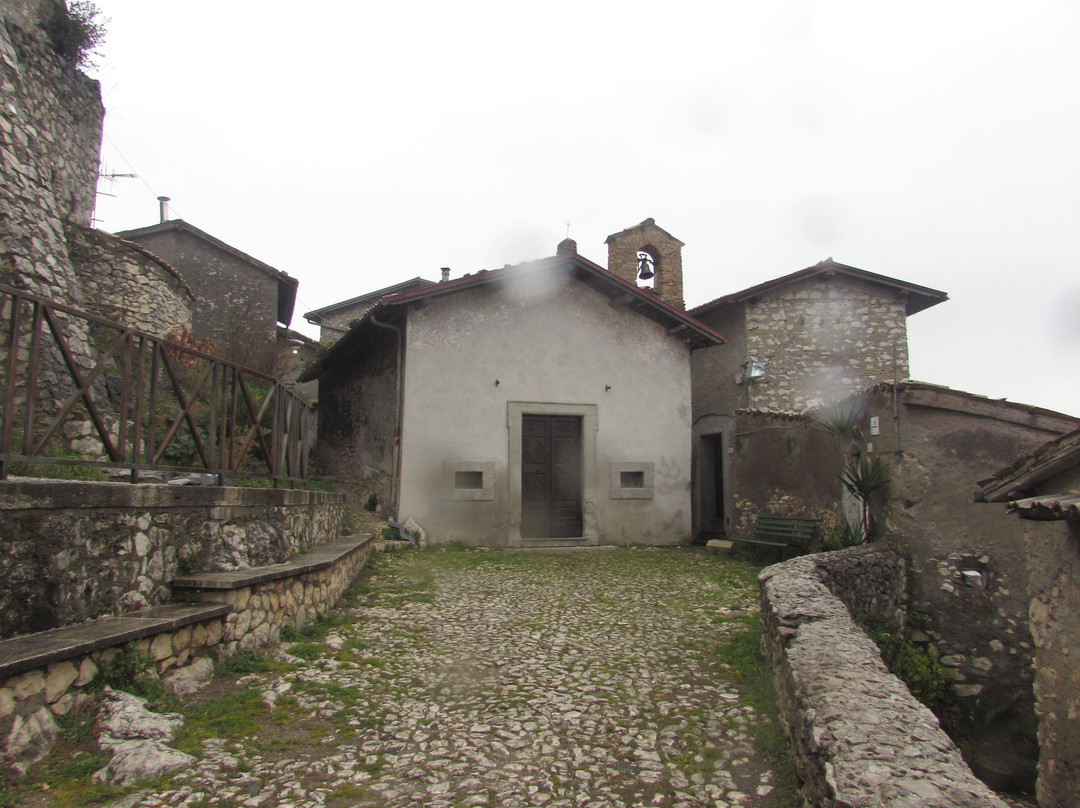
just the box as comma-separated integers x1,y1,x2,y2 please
1,536,373,771
0,480,345,639
760,546,1008,807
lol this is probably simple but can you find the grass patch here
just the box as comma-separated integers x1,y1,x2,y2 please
279,612,351,642
216,650,288,676
173,688,268,755
287,642,324,661
714,612,801,806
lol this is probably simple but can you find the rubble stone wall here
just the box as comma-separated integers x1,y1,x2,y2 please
1,536,373,771
0,13,103,300
760,549,1008,808
744,280,909,413
0,480,345,639
185,538,374,658
66,224,195,336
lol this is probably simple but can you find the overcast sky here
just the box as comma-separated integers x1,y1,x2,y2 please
87,1,1079,417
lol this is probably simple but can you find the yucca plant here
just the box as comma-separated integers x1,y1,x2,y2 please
840,455,889,541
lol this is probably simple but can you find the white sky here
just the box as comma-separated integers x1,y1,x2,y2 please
87,1,1080,417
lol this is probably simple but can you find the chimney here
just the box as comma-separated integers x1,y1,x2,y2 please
440,267,451,283
157,196,171,223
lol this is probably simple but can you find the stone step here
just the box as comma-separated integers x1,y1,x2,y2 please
170,536,372,591
0,603,232,680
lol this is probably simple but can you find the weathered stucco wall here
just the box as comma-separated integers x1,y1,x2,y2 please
852,384,1079,791
66,224,195,336
312,324,399,512
728,411,843,539
397,273,694,546
0,480,345,639
760,548,1009,808
1022,517,1080,808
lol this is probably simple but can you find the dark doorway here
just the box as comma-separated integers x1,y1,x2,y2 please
521,415,583,538
701,433,726,534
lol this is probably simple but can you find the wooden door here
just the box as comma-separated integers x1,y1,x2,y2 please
521,415,582,538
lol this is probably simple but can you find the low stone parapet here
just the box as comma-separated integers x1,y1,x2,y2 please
760,550,1008,807
172,536,374,655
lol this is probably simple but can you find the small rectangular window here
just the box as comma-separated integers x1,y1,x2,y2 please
454,470,484,490
620,470,645,489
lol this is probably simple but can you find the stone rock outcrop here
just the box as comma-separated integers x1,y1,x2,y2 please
93,687,194,786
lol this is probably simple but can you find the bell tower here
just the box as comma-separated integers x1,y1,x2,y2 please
604,218,685,309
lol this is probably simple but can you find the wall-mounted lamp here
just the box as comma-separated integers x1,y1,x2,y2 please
494,379,500,387
605,385,611,392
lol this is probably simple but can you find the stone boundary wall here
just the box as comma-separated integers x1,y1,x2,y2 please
66,224,195,336
0,480,345,639
812,543,908,629
1,536,373,771
760,549,1008,808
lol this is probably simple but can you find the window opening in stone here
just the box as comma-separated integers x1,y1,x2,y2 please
454,470,484,490
620,470,645,489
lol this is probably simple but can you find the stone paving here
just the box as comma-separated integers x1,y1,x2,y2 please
113,546,787,808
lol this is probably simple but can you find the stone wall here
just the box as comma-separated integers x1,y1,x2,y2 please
813,543,908,628
760,549,1009,808
177,538,375,657
1022,517,1080,808
0,11,103,300
0,480,346,639
743,279,909,413
313,323,400,513
66,224,195,336
728,411,842,539
1,536,373,771
117,224,288,374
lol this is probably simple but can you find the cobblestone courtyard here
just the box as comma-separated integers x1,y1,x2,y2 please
27,547,799,807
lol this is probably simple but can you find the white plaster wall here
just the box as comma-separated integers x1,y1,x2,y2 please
397,269,694,546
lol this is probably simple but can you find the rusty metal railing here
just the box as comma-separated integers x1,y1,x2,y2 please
0,283,312,484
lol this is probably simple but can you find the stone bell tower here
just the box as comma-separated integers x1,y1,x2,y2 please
604,218,685,309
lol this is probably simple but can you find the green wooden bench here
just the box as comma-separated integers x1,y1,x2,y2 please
731,516,818,558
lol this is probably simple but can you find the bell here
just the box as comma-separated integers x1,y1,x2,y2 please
637,256,655,280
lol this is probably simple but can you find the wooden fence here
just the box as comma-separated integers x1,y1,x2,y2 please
0,283,312,484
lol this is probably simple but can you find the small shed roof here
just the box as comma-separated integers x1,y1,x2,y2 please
690,259,948,318
979,425,1080,505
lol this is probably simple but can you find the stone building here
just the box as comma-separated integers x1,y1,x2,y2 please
303,234,725,546
730,381,1078,792
303,276,435,345
117,219,300,376
689,260,947,539
979,427,1080,808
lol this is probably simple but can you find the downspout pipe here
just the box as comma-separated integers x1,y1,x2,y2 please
369,311,403,518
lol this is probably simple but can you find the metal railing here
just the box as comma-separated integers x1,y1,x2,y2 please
0,283,312,484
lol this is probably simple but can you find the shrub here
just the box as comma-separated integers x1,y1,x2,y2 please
44,1,106,68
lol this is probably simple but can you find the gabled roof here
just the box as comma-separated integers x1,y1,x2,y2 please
979,425,1080,505
303,277,435,323
300,251,726,382
116,219,298,325
690,259,948,318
